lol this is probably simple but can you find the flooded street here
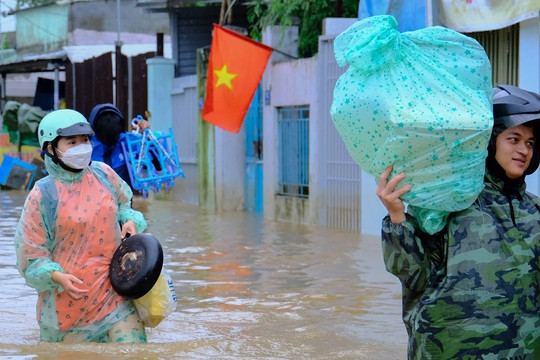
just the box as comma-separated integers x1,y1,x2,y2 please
0,190,406,359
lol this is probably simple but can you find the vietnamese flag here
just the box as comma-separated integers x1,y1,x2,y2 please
202,24,273,133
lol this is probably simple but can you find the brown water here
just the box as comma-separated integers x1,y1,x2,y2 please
0,190,407,359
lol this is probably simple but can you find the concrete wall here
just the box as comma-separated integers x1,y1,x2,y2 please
69,0,170,46
70,0,169,35
168,74,246,211
14,0,170,55
16,4,69,54
263,57,317,225
215,126,246,211
518,14,540,196
169,75,199,204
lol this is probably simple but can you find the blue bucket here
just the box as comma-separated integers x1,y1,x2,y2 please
0,155,38,190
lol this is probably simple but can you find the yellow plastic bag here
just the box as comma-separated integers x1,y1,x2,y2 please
133,271,177,327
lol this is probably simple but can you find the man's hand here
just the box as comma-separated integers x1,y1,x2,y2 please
376,165,411,224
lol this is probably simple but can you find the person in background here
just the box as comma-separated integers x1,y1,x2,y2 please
14,109,147,343
376,85,540,359
88,104,133,190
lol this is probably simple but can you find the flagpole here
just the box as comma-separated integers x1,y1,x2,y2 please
219,0,234,25
219,0,225,25
222,0,237,25
270,47,298,60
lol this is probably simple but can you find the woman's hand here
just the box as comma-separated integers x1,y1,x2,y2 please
50,271,88,300
121,220,137,240
376,165,412,224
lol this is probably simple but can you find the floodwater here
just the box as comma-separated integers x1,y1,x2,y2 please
0,190,407,359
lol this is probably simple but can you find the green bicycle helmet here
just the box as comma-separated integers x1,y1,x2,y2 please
38,109,94,149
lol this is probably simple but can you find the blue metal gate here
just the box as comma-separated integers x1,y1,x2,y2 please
244,86,263,213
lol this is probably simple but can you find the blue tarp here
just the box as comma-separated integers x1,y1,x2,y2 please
358,0,426,31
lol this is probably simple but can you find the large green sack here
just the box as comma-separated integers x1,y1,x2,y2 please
2,101,48,147
330,15,493,234
17,103,48,146
3,100,21,144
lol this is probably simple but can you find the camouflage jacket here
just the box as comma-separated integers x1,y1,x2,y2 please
382,170,540,360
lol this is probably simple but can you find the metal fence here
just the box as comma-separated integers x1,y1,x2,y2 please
66,51,153,122
319,36,363,232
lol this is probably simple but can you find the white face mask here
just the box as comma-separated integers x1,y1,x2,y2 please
57,143,93,169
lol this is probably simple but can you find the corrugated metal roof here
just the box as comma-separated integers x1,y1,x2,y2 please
0,44,172,74
137,0,220,7
135,0,237,11
64,43,172,63
0,50,67,74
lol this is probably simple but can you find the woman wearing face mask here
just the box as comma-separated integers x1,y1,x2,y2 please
13,109,148,343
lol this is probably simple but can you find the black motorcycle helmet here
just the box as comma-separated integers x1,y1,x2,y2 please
88,104,125,147
488,84,540,176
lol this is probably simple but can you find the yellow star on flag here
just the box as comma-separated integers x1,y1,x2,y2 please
202,24,273,133
213,64,238,90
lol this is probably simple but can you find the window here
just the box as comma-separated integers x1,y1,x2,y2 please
467,24,519,86
278,106,309,198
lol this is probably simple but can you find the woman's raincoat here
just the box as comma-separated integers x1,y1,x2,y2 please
14,156,147,342
382,170,540,359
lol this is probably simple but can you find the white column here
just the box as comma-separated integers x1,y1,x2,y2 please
518,15,540,93
147,57,175,131
519,15,540,195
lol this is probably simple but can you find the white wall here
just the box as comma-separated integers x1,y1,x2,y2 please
361,171,388,235
0,0,16,33
263,57,317,223
170,75,199,205
271,59,316,105
518,15,540,96
518,15,540,196
169,73,246,210
215,126,246,211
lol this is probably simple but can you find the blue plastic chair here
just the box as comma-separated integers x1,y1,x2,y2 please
121,127,185,197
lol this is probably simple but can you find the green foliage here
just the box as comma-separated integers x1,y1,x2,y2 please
2,34,10,50
247,0,358,58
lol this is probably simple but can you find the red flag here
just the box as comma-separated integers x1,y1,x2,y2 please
202,24,272,133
